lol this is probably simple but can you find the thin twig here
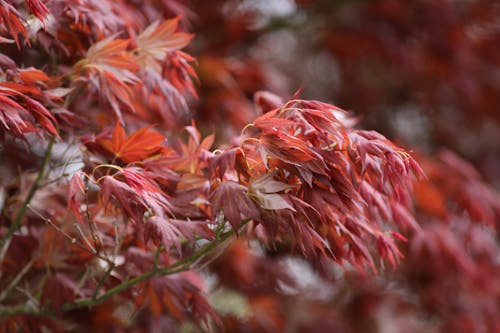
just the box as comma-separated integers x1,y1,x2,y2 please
0,220,249,317
29,204,111,262
73,222,98,254
84,187,100,254
67,221,245,310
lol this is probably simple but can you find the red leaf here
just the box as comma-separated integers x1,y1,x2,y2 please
75,37,139,122
101,175,145,222
135,17,194,71
209,148,239,180
97,123,165,163
0,86,58,137
19,68,51,84
254,90,284,114
41,273,84,312
145,217,213,253
210,181,260,230
0,2,27,48
248,173,295,211
85,37,136,71
68,173,85,223
27,0,50,25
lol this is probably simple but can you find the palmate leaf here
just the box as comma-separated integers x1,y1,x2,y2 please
85,38,137,73
71,19,196,127
145,217,213,254
248,173,295,211
162,50,198,97
41,273,84,312
137,67,191,123
100,175,146,223
135,17,193,71
96,122,165,163
210,181,260,230
0,66,61,137
62,0,127,36
98,166,174,229
131,18,196,127
74,37,139,123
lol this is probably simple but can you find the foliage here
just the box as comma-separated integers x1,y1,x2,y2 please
189,1,500,332
0,1,499,332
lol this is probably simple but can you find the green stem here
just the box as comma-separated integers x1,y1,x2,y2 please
0,218,247,318
0,304,42,318
66,226,239,310
0,138,55,249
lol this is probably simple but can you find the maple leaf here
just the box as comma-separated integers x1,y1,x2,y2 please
74,37,139,123
377,232,405,267
259,132,327,175
122,167,172,215
145,217,213,254
208,147,241,180
129,18,196,127
210,181,260,230
0,89,34,135
248,173,295,211
41,273,85,312
24,97,58,136
97,123,165,163
67,173,85,223
162,50,198,97
141,156,181,186
162,124,214,175
135,17,194,72
98,166,174,228
63,0,126,36
238,97,425,267
85,38,137,73
100,175,146,223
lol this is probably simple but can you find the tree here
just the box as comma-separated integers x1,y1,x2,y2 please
0,1,499,332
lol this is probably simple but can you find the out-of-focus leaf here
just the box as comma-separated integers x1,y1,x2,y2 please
210,180,260,230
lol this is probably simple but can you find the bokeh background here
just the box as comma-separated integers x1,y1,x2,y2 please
183,1,500,332
189,0,500,188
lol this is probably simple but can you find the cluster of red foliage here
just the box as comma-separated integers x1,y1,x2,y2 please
1,1,499,332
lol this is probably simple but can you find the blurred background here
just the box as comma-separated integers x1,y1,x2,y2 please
181,1,500,332
189,0,500,188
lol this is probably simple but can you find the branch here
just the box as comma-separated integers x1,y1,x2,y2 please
67,223,240,310
0,220,245,317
